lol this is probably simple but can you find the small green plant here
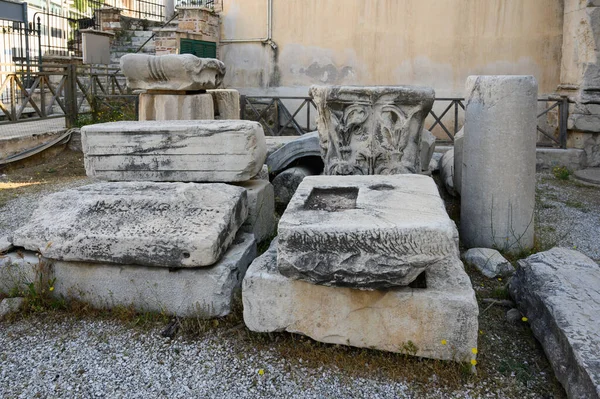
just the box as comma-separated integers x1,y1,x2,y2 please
552,166,570,180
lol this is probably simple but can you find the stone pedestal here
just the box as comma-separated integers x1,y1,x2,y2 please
309,85,435,175
243,240,478,362
278,174,459,289
461,76,537,254
139,92,214,121
234,180,276,243
209,89,240,120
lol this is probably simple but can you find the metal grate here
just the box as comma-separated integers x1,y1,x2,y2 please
175,0,215,8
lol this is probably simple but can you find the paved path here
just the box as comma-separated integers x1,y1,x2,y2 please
0,118,66,141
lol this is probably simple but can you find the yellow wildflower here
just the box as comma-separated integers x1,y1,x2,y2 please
258,369,265,376
471,348,478,355
471,359,477,366
441,339,447,345
49,286,54,292
522,317,528,322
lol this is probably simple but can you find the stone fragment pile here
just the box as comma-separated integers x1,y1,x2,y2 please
121,53,240,121
6,55,275,318
243,85,478,362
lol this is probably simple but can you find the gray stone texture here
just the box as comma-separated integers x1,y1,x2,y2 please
243,239,478,361
0,297,25,320
278,175,460,289
266,132,321,174
461,76,537,254
420,129,436,172
272,165,315,213
82,120,267,182
234,180,276,243
310,85,435,175
509,248,600,399
453,127,464,194
0,236,12,253
209,89,241,120
440,148,456,197
121,54,225,91
52,233,257,318
0,251,42,295
536,148,587,172
464,248,514,278
11,182,248,268
574,167,600,185
139,93,214,121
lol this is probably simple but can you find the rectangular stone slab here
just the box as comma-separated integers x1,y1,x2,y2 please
278,174,459,289
51,233,256,318
82,120,267,182
510,248,600,399
243,239,478,362
11,182,248,268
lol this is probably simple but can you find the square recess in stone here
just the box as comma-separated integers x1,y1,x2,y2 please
277,174,460,289
303,187,359,212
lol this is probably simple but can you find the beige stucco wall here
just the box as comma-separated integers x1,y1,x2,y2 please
219,0,564,98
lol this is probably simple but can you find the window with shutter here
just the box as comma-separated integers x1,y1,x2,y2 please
180,39,217,59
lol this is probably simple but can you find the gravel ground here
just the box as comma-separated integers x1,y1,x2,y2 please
0,315,473,399
536,173,600,261
2,155,595,398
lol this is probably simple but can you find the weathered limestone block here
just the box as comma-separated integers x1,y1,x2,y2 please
252,164,269,181
461,76,537,254
234,180,276,243
0,251,42,295
278,175,459,289
440,148,456,197
82,120,267,182
310,85,435,175
453,127,464,194
243,240,478,361
0,236,12,253
420,128,436,172
0,297,25,320
464,248,514,278
11,182,248,268
509,248,600,399
139,92,214,121
208,89,240,120
121,54,225,91
51,233,257,318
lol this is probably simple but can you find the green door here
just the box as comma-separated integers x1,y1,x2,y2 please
180,39,217,58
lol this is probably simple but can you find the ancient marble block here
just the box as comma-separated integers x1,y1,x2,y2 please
11,182,248,268
208,89,241,120
461,76,537,254
234,180,276,243
243,240,479,362
309,85,435,175
121,54,225,91
82,120,267,182
509,248,600,399
278,175,459,289
139,92,214,121
50,233,256,318
0,251,42,295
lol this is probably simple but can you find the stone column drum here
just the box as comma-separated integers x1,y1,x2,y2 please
461,76,537,254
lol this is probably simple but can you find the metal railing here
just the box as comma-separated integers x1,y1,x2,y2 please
240,95,569,148
0,64,133,132
176,0,215,8
241,96,317,136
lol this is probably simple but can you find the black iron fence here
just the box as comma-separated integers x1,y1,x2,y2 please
240,95,569,148
175,0,215,8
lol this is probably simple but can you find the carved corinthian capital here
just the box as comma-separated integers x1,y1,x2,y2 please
309,86,435,175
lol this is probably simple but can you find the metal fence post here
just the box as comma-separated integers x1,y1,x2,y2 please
64,64,78,128
240,95,246,119
560,96,569,149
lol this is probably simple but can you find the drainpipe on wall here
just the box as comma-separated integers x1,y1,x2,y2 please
219,0,277,49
